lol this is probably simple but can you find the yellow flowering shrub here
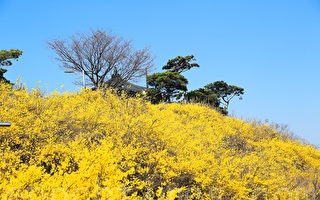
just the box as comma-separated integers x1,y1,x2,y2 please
0,82,320,199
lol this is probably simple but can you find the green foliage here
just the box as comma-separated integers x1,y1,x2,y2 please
185,88,220,107
147,55,200,103
185,80,244,114
147,71,188,103
147,55,244,115
0,68,10,84
146,88,163,104
205,80,244,110
0,49,23,84
162,55,200,73
185,88,228,115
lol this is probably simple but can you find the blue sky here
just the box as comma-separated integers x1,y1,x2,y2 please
1,0,320,145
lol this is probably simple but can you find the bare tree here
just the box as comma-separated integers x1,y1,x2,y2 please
48,29,154,88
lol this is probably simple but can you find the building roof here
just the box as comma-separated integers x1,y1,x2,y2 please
120,81,146,93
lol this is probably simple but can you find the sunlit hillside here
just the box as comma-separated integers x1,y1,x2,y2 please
0,83,320,200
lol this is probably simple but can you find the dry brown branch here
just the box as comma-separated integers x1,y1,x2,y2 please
48,29,154,88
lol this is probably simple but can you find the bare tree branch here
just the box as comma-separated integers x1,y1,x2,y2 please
48,29,154,88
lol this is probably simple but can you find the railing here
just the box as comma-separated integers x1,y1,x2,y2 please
0,122,11,127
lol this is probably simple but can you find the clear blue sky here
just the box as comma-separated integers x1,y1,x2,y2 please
1,0,320,145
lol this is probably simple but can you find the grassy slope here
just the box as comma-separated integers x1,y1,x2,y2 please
0,83,320,199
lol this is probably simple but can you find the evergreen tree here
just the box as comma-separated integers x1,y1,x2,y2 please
205,81,244,111
0,49,23,84
147,71,188,103
162,55,199,73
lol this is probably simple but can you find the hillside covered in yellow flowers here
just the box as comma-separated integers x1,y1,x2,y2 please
1,83,320,200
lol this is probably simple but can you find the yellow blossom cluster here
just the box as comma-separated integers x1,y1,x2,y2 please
0,83,320,199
